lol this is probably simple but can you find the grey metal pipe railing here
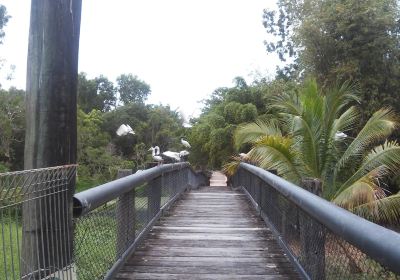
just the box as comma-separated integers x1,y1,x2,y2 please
73,163,207,280
233,162,400,279
73,162,190,217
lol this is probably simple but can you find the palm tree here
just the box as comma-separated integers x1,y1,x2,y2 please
226,79,400,224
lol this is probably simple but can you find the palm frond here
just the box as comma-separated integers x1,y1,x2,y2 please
330,106,360,138
352,193,400,225
324,81,360,129
320,107,360,186
222,156,242,177
247,135,302,183
292,115,320,177
341,141,400,189
234,119,282,149
332,169,386,209
335,108,399,173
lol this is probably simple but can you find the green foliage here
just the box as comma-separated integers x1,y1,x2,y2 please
78,73,117,113
0,88,25,170
117,73,151,105
263,0,400,117
190,77,288,169
232,79,400,225
0,5,10,44
223,102,242,123
240,103,257,123
77,108,133,187
102,103,184,167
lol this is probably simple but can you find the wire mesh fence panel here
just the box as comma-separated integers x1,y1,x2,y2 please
74,201,118,280
0,165,77,280
135,182,150,238
73,165,206,280
232,167,400,280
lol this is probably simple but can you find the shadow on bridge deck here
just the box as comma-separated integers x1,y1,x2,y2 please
114,173,301,280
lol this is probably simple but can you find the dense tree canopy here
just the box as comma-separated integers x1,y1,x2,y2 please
263,0,400,117
189,77,291,169
78,73,117,113
228,79,400,225
0,88,25,171
117,74,151,105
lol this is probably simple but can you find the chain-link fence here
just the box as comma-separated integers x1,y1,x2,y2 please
73,163,207,280
231,163,400,280
0,165,77,280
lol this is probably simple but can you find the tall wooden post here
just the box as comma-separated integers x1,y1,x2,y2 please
22,0,82,278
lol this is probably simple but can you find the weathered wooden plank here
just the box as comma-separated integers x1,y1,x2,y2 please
127,256,291,263
126,259,298,269
146,234,273,241
138,239,278,248
119,265,294,275
115,184,300,279
152,226,269,232
115,272,296,280
157,222,264,228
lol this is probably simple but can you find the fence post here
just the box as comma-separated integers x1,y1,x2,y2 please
116,169,135,257
148,176,162,220
260,169,276,221
300,178,325,279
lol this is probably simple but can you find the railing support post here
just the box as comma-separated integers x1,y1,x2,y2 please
300,178,325,279
148,176,162,220
116,169,135,257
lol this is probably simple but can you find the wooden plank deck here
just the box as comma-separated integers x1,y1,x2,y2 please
115,174,300,279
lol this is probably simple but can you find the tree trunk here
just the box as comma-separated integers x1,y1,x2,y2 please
22,0,82,278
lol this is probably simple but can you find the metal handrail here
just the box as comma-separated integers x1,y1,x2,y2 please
73,162,190,217
73,162,207,279
238,162,400,274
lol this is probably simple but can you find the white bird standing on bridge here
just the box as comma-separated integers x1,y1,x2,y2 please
116,124,135,136
179,150,189,157
181,138,191,148
179,150,190,161
149,146,163,165
162,150,181,162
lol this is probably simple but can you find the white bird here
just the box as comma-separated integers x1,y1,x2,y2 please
179,150,190,157
179,150,190,161
334,131,348,140
181,138,191,148
239,152,248,159
162,151,181,162
149,146,163,164
116,124,135,136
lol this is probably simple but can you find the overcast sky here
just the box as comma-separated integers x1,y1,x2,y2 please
0,0,279,118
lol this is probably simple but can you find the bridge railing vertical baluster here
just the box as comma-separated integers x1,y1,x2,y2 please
300,178,325,280
116,170,135,258
148,176,162,221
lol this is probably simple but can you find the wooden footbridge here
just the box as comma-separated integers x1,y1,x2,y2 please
2,163,400,279
115,174,300,279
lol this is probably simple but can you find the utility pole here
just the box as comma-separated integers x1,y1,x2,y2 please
22,0,82,278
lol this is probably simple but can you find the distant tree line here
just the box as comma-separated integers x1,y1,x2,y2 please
0,71,187,191
189,0,400,170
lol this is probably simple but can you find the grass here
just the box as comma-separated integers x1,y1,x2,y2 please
75,177,104,193
0,188,171,280
0,217,22,279
74,209,118,280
